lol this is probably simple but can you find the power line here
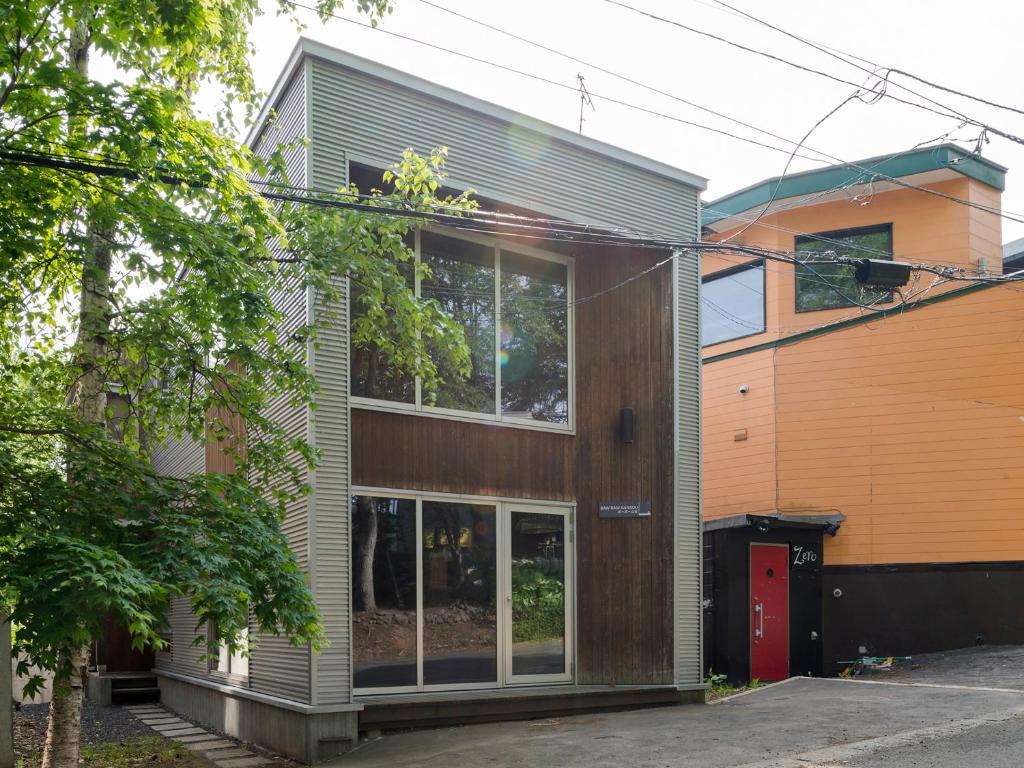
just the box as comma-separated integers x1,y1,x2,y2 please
706,0,1024,120
6,147,1022,291
332,0,1024,229
601,0,1024,148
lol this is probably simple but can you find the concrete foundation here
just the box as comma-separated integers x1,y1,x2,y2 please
86,672,112,706
156,672,360,764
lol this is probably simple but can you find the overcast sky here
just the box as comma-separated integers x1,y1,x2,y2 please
227,0,1024,243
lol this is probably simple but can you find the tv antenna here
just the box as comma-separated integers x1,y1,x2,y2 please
577,74,595,134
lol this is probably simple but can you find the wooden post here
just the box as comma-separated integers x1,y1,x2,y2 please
1,619,13,768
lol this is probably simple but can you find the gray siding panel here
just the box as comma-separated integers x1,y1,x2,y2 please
307,58,699,238
154,67,313,702
152,437,207,678
674,252,703,685
308,276,352,705
247,63,313,704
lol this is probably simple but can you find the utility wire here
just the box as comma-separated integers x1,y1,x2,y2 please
6,147,1022,289
707,0,1024,119
601,0,1024,148
329,0,1024,228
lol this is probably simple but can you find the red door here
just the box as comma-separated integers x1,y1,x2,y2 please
750,544,789,681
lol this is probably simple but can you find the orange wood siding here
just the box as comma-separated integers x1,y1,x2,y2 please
702,349,777,519
702,174,1021,566
774,285,1024,565
704,284,1024,566
701,179,1001,358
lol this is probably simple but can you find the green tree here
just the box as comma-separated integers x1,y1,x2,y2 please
0,2,474,767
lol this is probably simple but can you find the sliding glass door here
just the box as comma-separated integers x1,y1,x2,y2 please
352,494,573,694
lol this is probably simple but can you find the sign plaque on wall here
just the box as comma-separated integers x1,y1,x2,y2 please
599,500,652,519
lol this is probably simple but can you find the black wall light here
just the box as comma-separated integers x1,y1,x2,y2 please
619,407,635,444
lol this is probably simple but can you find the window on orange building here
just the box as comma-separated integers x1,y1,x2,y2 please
701,261,765,346
794,224,893,312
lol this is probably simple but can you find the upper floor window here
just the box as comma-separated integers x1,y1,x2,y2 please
351,229,573,429
701,261,765,346
794,224,893,312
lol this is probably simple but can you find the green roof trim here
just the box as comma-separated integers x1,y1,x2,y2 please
703,279,994,365
703,143,1007,228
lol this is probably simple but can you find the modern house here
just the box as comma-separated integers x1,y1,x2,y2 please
1004,236,1024,273
698,145,1024,682
151,39,706,762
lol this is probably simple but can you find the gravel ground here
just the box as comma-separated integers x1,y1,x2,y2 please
14,701,151,765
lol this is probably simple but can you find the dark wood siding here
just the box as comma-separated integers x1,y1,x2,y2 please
351,244,676,685
351,409,573,501
572,246,675,685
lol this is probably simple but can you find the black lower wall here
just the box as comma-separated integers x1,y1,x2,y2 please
823,562,1024,672
704,526,824,683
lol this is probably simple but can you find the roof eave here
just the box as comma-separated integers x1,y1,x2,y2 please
703,143,1007,229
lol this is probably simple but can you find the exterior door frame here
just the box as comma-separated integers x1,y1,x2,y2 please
503,503,575,686
350,488,576,696
748,542,790,681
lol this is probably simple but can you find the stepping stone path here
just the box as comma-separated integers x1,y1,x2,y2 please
124,705,282,768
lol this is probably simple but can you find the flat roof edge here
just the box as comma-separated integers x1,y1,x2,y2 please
703,143,1007,227
248,37,707,191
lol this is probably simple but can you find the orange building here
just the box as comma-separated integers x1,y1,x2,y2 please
699,144,1024,681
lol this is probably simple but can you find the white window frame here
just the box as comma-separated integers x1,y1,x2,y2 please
208,623,249,684
350,487,576,697
350,227,576,434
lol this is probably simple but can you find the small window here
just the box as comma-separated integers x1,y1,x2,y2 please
701,262,765,346
209,622,248,679
794,224,893,312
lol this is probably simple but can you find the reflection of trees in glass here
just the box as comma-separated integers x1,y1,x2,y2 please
511,560,564,643
350,254,416,403
794,225,892,312
500,253,568,423
351,496,417,688
351,496,416,613
421,234,496,414
352,230,571,423
511,513,565,643
422,502,496,608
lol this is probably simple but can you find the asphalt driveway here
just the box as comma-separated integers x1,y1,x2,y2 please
334,646,1024,767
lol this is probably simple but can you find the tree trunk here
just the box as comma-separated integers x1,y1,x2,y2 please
43,8,109,768
41,646,89,768
356,496,378,611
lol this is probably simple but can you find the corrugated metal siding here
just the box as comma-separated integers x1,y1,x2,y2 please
246,64,313,703
308,276,352,704
307,58,699,238
152,436,206,678
151,68,314,701
674,253,703,685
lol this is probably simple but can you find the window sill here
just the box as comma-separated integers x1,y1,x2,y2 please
351,398,575,436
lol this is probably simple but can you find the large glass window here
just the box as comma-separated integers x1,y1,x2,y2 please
350,230,572,428
351,494,572,693
500,252,569,424
421,501,498,685
701,262,765,346
351,496,418,689
350,252,416,403
421,233,496,414
794,224,893,312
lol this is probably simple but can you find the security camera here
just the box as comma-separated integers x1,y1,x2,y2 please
738,384,749,395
